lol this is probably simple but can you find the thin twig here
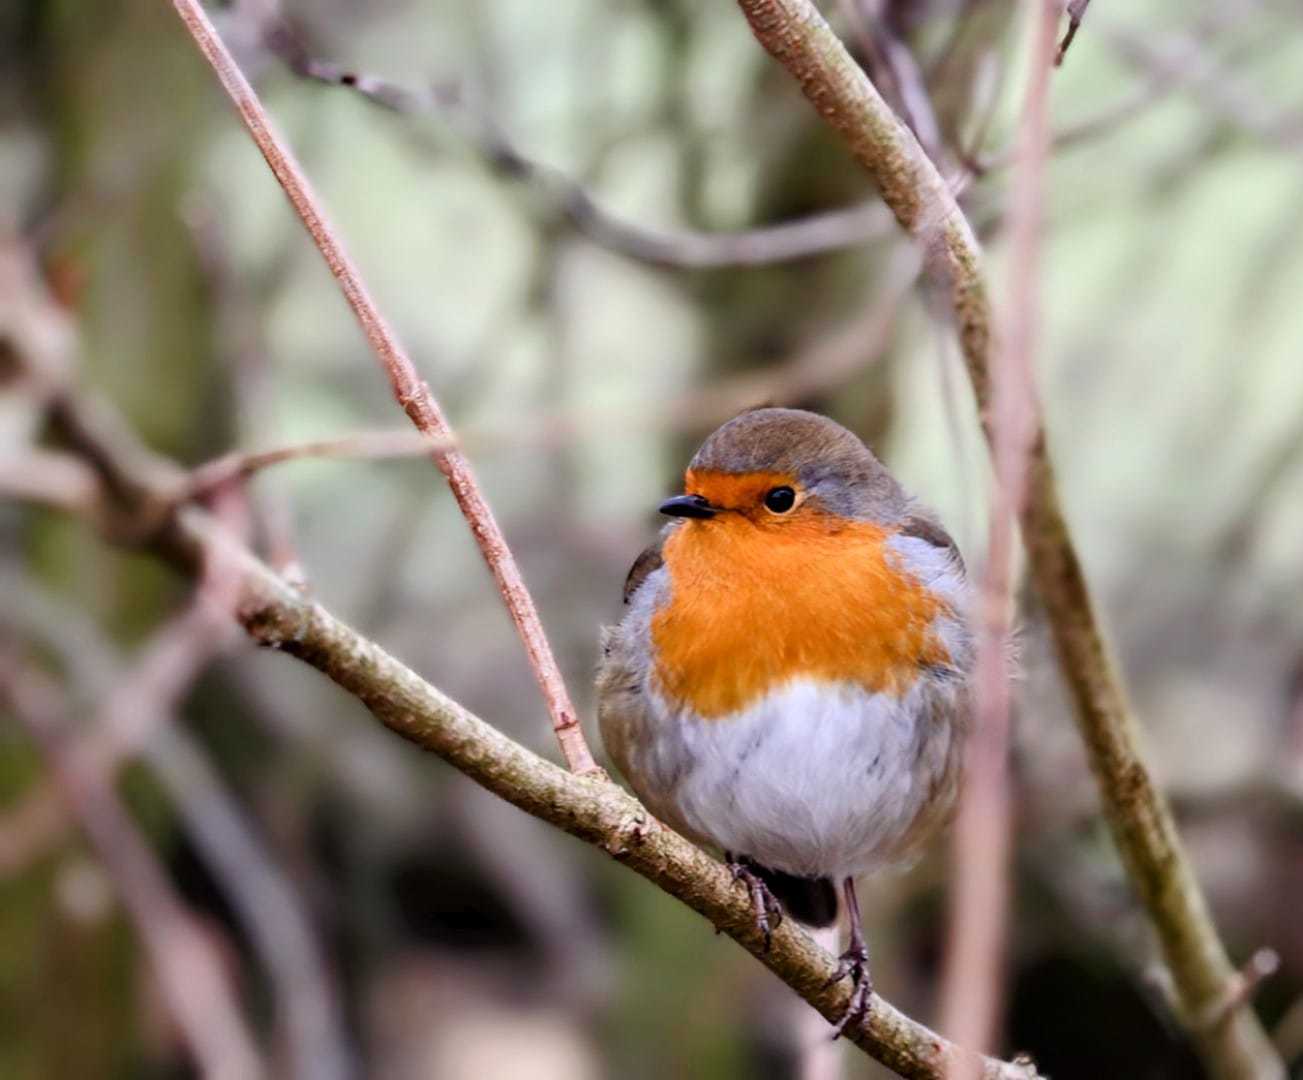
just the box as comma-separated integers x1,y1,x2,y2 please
940,1,1058,1066
728,3,1284,1077
168,0,597,775
1197,949,1281,1032
184,430,446,499
183,195,307,586
170,254,917,501
1106,22,1303,154
835,0,946,167
0,448,101,517
0,264,913,536
1055,0,1093,67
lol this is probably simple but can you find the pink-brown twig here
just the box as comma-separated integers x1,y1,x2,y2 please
184,429,444,501
1055,1,1093,67
940,0,1059,1067
168,0,597,775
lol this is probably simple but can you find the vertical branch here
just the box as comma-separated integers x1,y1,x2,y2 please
939,0,1057,1065
730,2,1285,1076
167,0,598,776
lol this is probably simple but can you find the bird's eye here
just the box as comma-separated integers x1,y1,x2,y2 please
763,486,797,514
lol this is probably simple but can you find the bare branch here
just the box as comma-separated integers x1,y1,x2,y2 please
168,0,597,775
1106,23,1303,154
0,449,101,518
274,39,897,269
727,2,1285,1077
4,365,1041,1079
184,511,1037,1079
184,430,444,500
940,2,1058,1064
165,254,917,504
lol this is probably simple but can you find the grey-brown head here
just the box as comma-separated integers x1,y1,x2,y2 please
658,408,911,525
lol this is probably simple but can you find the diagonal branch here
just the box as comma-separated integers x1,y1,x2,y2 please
175,508,1037,1080
1,216,1026,1074
940,0,1060,1062
729,2,1284,1078
168,0,597,776
0,375,1044,1080
260,25,897,270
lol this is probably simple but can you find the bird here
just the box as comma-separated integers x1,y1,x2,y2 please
597,407,973,1035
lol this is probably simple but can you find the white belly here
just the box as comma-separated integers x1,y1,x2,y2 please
630,677,960,880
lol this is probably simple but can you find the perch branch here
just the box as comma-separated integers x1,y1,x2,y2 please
0,378,1042,1080
168,0,597,775
729,2,1284,1077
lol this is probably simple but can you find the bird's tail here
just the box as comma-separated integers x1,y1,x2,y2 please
752,863,839,927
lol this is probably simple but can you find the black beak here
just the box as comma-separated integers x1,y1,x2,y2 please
659,494,718,519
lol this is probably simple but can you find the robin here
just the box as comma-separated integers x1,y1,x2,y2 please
597,407,973,1034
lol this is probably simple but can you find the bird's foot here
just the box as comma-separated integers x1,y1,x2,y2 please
823,943,873,1039
725,854,783,951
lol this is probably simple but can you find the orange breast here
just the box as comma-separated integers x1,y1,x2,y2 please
651,512,949,718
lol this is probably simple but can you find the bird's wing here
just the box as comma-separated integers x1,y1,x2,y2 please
622,536,665,604
899,511,966,574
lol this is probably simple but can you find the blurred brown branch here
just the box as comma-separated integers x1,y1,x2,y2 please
156,250,919,506
169,0,597,776
1106,21,1303,153
183,195,306,587
0,653,266,1080
0,362,1041,1080
262,27,898,269
0,569,353,1080
834,0,950,173
184,430,447,500
728,1,1285,1077
940,0,1058,1065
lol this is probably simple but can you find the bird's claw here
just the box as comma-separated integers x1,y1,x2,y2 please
824,943,873,1039
726,855,783,951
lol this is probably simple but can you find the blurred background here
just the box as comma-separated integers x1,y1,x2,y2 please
2,0,1303,1077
